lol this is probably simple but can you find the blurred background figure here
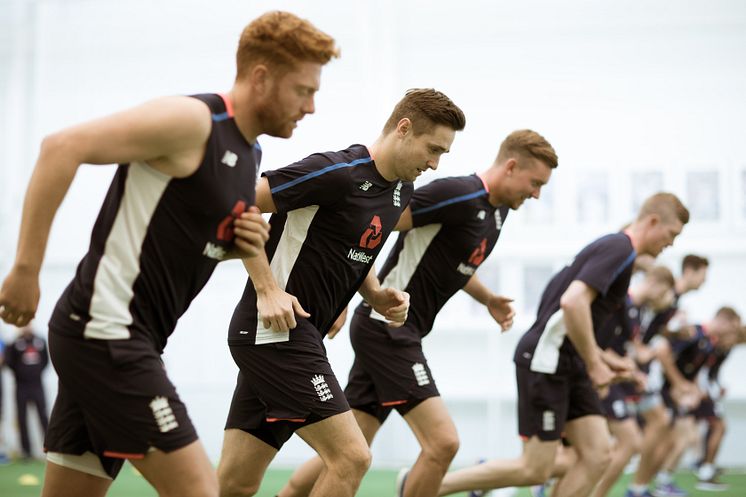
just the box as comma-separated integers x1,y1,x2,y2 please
5,325,49,460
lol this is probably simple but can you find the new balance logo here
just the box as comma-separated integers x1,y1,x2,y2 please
222,150,238,167
393,181,403,207
311,374,334,402
203,242,227,260
359,180,373,191
150,396,179,433
412,363,430,386
542,410,555,432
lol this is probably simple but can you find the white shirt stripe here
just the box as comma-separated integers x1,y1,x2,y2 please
84,162,170,340
529,309,567,374
370,224,442,322
254,205,320,344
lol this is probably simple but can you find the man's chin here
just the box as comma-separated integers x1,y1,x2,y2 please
265,128,294,139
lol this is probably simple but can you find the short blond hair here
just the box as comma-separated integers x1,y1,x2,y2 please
497,130,558,169
637,192,689,225
646,265,675,288
382,88,466,136
236,11,339,79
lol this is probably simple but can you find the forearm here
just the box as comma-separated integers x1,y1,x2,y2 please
357,264,381,303
563,302,602,367
462,274,491,305
656,343,689,387
242,250,279,293
14,138,80,272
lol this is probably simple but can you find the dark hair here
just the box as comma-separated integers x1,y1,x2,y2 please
715,306,740,322
681,254,709,272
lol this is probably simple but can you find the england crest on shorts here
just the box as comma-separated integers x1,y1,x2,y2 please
311,374,334,402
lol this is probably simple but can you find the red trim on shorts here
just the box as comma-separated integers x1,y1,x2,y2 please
519,434,529,441
103,450,146,460
266,417,306,423
477,173,490,193
218,93,234,118
381,400,408,407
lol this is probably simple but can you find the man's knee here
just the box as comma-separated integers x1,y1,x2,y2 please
218,466,260,497
619,428,643,455
219,476,258,497
583,443,612,478
424,433,460,467
325,441,371,478
520,458,554,485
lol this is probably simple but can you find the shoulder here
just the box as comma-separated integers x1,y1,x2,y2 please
593,232,633,250
142,95,212,133
301,144,372,173
418,174,484,196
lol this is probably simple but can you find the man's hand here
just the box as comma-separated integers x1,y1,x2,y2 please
369,288,409,328
256,288,310,333
486,295,515,331
232,206,270,258
631,370,648,393
672,381,702,410
0,266,40,326
587,358,615,397
602,351,635,375
327,307,348,339
632,340,656,365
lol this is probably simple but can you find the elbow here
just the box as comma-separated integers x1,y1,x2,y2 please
559,293,576,313
39,131,79,166
39,132,66,156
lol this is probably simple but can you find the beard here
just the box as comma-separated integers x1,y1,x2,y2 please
255,87,295,138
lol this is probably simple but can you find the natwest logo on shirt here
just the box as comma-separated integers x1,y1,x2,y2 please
347,248,374,264
359,215,383,249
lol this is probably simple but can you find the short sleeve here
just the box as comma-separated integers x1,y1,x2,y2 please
263,153,351,212
575,235,636,296
410,178,482,227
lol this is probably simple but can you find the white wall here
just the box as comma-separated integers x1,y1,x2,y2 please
1,0,746,468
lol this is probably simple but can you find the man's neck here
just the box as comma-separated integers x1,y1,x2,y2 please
367,136,398,182
480,166,502,207
675,278,689,296
227,87,260,144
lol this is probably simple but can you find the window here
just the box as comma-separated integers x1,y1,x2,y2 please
523,265,554,314
631,171,663,215
577,172,608,223
686,171,719,222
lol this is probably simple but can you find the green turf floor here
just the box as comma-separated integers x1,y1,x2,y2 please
1,460,745,496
